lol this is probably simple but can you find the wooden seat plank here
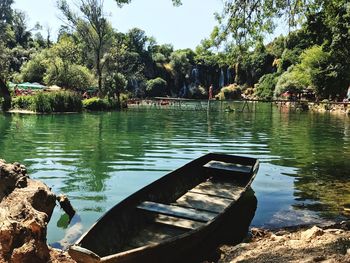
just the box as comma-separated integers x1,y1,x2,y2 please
137,201,216,222
175,191,232,213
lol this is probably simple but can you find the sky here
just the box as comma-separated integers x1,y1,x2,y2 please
13,0,223,50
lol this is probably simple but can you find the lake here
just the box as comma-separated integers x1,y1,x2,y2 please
0,102,349,246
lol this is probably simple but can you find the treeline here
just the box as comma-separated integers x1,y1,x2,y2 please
1,0,350,111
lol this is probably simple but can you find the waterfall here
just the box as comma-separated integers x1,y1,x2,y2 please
180,83,188,98
219,69,225,88
226,67,231,84
131,79,139,96
191,67,200,85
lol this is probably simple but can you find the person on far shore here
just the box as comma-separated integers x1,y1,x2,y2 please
209,84,213,100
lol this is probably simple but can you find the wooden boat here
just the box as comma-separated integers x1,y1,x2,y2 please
69,153,259,263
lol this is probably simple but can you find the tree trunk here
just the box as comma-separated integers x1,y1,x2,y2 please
0,78,11,111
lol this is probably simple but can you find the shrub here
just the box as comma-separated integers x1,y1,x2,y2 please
255,73,279,100
31,92,52,112
146,78,167,97
82,97,119,111
12,96,34,109
216,84,242,100
49,91,83,112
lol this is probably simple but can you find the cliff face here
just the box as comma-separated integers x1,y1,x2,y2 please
0,160,74,263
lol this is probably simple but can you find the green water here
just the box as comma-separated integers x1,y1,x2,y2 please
0,103,349,246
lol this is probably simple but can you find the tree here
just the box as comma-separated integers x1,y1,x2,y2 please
0,0,14,110
105,33,145,91
57,0,117,95
104,72,127,103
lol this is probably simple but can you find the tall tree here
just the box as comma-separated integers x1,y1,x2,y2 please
57,0,120,95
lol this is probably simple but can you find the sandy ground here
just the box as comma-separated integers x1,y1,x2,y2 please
217,224,350,263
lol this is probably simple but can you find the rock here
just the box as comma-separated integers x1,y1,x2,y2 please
57,194,76,220
301,226,324,241
0,160,58,262
0,160,28,201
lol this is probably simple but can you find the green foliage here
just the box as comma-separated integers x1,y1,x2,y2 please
12,95,33,109
274,67,306,97
266,35,285,58
146,77,167,97
246,43,275,84
82,97,119,111
279,48,302,72
216,84,242,100
44,64,94,90
255,73,279,100
104,72,128,99
18,51,47,83
170,49,195,75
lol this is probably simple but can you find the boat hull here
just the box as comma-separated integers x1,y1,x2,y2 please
69,153,259,263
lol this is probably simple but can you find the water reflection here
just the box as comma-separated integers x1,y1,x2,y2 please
0,106,349,245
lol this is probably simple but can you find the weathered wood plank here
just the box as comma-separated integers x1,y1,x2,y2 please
190,180,244,200
154,214,205,230
137,201,216,222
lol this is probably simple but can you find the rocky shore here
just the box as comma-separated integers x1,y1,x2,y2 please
1,159,349,263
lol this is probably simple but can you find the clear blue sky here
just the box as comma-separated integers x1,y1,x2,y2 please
13,0,223,50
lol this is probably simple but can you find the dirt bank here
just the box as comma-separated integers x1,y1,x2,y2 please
0,159,74,263
217,224,350,263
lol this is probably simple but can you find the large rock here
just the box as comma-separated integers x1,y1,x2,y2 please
0,160,59,263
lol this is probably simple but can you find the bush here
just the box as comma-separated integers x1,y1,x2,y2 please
146,77,167,97
12,96,34,109
12,91,82,113
31,92,52,112
49,91,82,112
82,97,119,111
216,84,242,100
255,73,279,100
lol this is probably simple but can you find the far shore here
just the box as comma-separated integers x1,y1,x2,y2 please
3,99,350,116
